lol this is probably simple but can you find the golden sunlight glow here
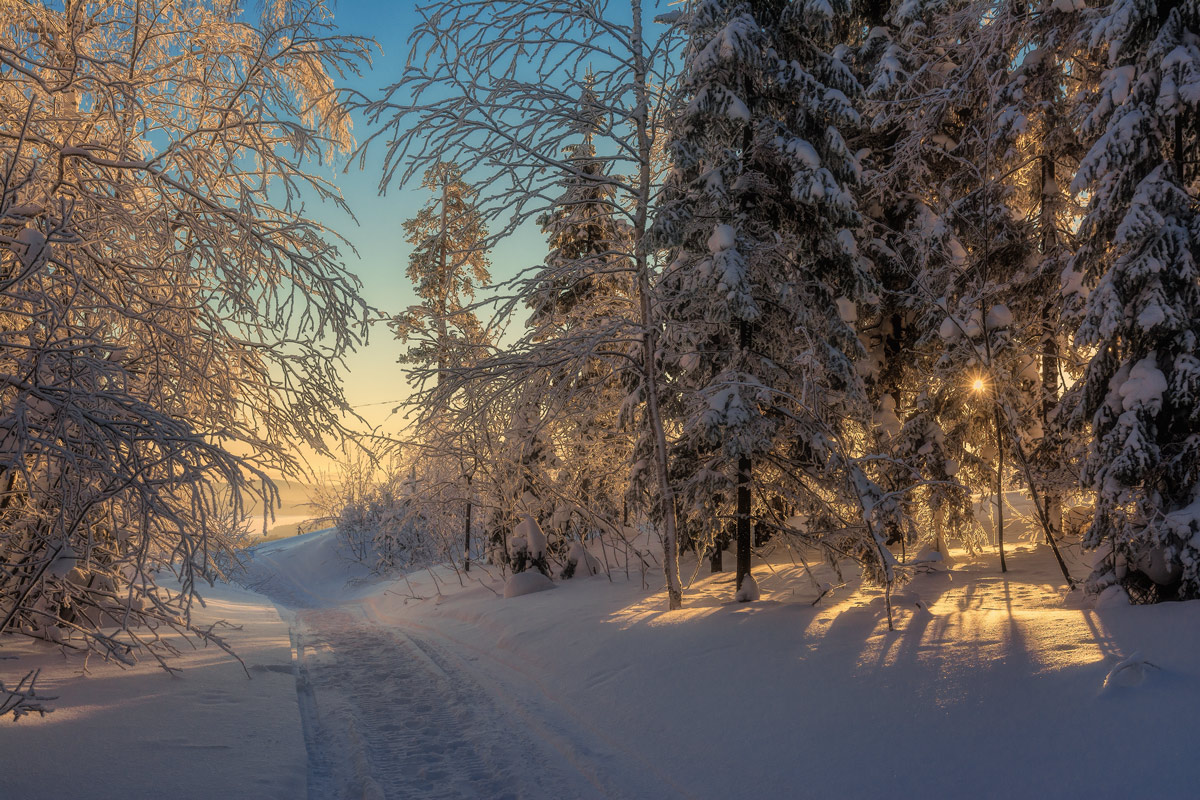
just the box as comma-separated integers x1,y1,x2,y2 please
971,377,986,394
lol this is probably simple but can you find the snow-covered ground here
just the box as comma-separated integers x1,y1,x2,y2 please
4,527,1199,799
0,579,306,800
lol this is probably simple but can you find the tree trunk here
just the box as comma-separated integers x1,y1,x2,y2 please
631,0,681,610
995,404,1007,573
710,526,725,573
736,456,752,590
735,320,752,591
463,474,472,573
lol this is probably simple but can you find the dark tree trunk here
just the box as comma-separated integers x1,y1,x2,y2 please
463,474,472,573
736,317,753,591
1040,154,1062,546
995,405,1007,573
711,524,732,573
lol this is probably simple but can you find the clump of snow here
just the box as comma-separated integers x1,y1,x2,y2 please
835,296,857,323
503,570,557,599
963,310,983,338
1095,583,1130,609
564,540,602,578
1102,651,1155,691
947,238,968,268
938,316,960,342
1060,265,1086,298
708,223,737,253
912,546,944,566
986,303,1012,329
1119,355,1167,412
15,226,46,268
511,515,547,559
1050,0,1085,12
788,138,821,169
873,395,902,438
735,573,761,602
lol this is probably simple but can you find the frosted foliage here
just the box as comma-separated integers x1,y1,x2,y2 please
367,0,688,609
1119,357,1167,413
1157,44,1200,115
690,12,759,73
1075,4,1200,601
0,0,368,659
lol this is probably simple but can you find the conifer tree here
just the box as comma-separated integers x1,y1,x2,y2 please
993,0,1089,555
393,162,492,387
654,0,875,594
393,162,493,573
527,85,636,549
1072,1,1200,601
857,1,1079,573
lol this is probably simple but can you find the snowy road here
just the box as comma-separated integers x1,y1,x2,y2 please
249,538,678,800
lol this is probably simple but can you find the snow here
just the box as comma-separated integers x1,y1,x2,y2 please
1119,355,1167,412
1102,651,1154,690
565,539,602,577
835,296,857,323
512,514,548,560
707,223,736,253
15,225,46,268
503,569,557,598
7,523,1200,798
0,579,306,800
787,137,821,169
986,303,1013,329
734,573,761,602
873,394,902,438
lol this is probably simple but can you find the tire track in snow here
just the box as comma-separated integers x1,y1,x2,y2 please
382,616,695,800
289,607,609,800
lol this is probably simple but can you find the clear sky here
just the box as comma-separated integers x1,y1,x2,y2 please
308,2,540,445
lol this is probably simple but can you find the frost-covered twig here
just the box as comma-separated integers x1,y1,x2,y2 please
1,669,55,720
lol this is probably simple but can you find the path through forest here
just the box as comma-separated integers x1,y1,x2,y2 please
250,545,676,800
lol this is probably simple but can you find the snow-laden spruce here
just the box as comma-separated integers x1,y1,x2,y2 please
1072,2,1200,601
653,0,909,598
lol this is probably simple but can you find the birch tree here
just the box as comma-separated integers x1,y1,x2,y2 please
361,0,688,608
0,0,369,662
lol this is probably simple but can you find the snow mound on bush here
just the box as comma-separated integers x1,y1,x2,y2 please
503,570,557,599
1103,652,1156,691
510,515,547,559
564,540,602,578
735,573,761,602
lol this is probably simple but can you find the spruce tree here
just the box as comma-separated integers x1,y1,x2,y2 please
526,83,637,549
856,0,1011,560
654,0,874,594
393,162,492,387
394,162,493,573
1072,2,1200,601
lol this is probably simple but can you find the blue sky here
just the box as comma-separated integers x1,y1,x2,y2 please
311,2,541,437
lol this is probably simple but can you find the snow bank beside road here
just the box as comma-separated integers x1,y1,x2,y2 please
331,534,1200,800
0,580,305,800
